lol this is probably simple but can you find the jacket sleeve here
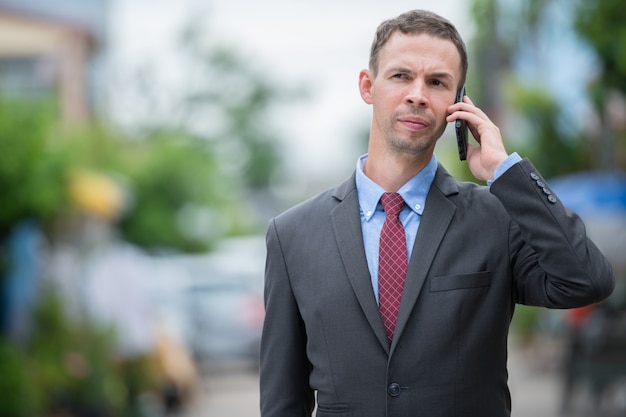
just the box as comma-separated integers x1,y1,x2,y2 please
490,159,615,308
260,219,315,417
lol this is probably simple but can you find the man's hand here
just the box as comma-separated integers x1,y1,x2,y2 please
447,96,509,182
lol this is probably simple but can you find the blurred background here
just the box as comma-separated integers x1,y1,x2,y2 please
0,0,624,416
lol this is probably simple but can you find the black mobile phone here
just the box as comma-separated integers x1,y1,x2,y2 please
455,86,468,161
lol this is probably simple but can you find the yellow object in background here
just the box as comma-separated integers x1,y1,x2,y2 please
67,169,125,220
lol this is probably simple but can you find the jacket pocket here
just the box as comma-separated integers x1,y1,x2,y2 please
316,403,350,415
430,271,492,292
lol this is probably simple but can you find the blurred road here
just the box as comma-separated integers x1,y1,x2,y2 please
176,360,260,417
176,338,570,417
508,338,563,417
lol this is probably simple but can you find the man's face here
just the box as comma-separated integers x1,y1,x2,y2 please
359,32,462,157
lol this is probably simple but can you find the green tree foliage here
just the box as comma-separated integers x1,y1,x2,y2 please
506,83,590,179
574,0,626,168
0,338,40,415
471,0,626,172
0,291,160,416
575,0,626,97
115,129,234,252
60,123,244,252
1,15,303,252
0,97,233,252
0,96,70,237
28,293,128,416
469,0,594,176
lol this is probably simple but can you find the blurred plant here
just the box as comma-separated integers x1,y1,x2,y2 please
0,96,70,238
504,82,591,179
0,290,163,417
114,129,238,252
29,292,127,416
0,336,41,416
510,304,544,345
574,0,626,169
0,93,248,252
575,0,626,101
470,0,625,172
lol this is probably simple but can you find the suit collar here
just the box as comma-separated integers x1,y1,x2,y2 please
331,172,357,202
431,163,461,197
392,164,458,352
330,174,391,351
330,165,461,354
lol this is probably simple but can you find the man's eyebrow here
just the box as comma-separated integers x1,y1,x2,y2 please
430,72,454,81
383,67,413,75
383,68,456,82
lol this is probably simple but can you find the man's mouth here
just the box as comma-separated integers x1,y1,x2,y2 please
398,116,430,131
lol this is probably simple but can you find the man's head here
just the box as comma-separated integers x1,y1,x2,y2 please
358,10,467,171
368,9,467,89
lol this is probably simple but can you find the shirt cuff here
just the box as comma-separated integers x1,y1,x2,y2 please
487,152,522,186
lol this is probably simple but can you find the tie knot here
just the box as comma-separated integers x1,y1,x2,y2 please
381,192,405,217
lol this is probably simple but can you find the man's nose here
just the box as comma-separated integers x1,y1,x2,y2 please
405,81,428,107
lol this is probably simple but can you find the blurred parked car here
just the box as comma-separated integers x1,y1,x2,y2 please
187,281,264,362
148,236,266,367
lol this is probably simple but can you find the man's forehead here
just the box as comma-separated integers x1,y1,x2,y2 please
379,33,462,75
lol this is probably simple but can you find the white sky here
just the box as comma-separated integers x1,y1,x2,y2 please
107,0,472,193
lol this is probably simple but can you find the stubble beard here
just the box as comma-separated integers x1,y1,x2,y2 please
386,112,447,157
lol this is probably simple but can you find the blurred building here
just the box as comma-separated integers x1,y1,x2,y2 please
0,0,107,125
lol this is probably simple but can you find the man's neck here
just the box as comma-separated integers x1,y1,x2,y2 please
363,150,432,192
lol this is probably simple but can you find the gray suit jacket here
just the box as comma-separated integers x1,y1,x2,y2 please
260,159,614,417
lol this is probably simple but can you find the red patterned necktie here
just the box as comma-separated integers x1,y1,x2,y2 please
378,192,407,343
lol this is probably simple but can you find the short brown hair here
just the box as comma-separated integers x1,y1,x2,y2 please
369,10,468,88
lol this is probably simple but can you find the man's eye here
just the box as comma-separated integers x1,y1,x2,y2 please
430,80,446,87
392,73,408,80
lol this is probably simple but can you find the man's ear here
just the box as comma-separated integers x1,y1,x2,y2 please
359,69,374,104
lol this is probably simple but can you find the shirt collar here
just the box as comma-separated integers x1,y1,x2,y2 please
355,153,437,221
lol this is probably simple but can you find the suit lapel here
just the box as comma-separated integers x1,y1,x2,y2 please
330,175,390,352
391,166,458,352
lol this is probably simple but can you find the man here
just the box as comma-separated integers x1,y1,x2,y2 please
260,9,614,417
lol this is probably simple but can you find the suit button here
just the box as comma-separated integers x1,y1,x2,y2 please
548,195,557,204
530,172,540,180
388,383,401,397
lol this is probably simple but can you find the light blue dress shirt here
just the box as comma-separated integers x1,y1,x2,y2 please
355,152,521,304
